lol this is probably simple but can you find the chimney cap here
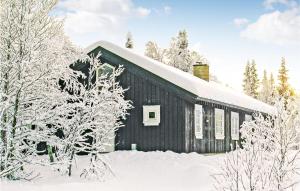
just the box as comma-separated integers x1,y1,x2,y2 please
193,61,208,66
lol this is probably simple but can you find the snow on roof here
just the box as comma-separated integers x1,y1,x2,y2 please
85,41,274,114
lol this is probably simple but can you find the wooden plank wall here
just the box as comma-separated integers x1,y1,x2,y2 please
187,101,252,153
116,69,189,152
94,48,197,153
83,47,255,154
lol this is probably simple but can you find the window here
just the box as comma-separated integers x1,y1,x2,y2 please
143,105,160,126
194,104,203,139
231,112,239,140
245,114,252,122
215,108,224,140
97,63,115,78
149,112,155,119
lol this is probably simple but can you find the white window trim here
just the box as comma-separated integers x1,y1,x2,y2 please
194,104,203,139
231,112,239,141
215,108,225,140
143,105,160,126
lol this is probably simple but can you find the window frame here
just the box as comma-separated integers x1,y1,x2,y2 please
215,108,225,140
231,112,239,141
194,104,203,139
143,105,160,126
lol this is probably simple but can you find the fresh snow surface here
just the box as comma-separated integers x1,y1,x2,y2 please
1,151,300,191
0,151,222,191
86,41,274,114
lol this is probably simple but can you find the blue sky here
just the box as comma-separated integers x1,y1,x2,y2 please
56,0,300,91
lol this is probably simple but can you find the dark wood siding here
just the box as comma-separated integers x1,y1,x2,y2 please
73,46,259,154
91,47,198,153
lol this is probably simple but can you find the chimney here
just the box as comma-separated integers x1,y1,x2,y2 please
193,62,209,81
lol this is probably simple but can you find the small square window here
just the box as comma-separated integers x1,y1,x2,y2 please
143,105,160,126
149,112,156,119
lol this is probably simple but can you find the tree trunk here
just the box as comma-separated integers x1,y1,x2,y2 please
68,150,75,176
47,145,54,163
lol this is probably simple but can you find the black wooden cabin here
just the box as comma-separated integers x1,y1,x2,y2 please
73,41,273,154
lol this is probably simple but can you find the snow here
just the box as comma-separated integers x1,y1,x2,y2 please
86,41,274,114
1,150,299,191
0,151,222,191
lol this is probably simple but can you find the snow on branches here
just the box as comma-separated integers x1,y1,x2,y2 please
0,0,81,180
215,97,300,191
0,0,131,181
54,54,132,178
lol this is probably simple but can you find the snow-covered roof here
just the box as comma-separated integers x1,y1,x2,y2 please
85,41,274,114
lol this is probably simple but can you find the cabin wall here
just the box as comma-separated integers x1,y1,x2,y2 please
187,101,252,153
94,47,197,153
79,47,256,154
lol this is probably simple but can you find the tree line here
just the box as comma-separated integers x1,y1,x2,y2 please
243,57,296,104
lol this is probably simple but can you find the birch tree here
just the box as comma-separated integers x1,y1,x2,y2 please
214,98,300,191
144,41,166,63
0,0,80,179
54,54,132,178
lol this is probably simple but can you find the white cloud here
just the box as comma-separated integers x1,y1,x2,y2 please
240,8,300,45
263,0,298,9
164,6,172,15
136,7,151,17
57,0,150,46
233,18,249,27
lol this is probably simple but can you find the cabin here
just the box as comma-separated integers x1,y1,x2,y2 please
73,41,274,154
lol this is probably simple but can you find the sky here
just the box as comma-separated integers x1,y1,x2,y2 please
55,0,300,91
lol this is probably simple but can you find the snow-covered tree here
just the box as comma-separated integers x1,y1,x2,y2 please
213,144,243,191
0,0,81,179
243,61,252,96
215,98,300,191
215,114,274,191
277,57,295,100
190,50,209,66
125,32,133,49
259,70,275,104
259,70,270,103
269,72,276,104
54,54,132,178
166,30,194,72
243,60,259,98
250,60,259,99
271,98,300,190
144,41,166,63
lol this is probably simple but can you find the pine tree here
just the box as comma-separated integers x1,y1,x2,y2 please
269,73,276,104
259,70,275,104
243,61,252,96
250,60,259,99
277,57,290,98
125,32,133,49
259,70,270,103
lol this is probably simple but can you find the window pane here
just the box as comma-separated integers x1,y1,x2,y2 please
149,112,156,119
215,109,224,139
195,104,203,139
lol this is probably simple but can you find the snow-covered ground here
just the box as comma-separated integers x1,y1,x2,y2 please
1,150,300,191
0,151,223,191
